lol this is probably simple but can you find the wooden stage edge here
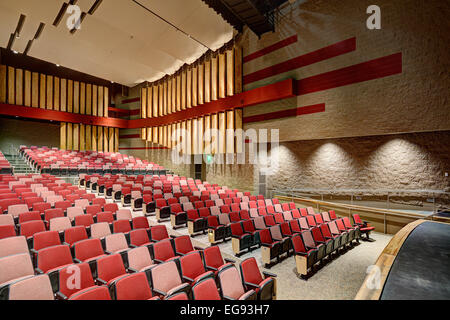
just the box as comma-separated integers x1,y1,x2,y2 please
354,219,445,300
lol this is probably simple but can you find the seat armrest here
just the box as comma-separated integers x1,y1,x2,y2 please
30,248,38,255
55,291,68,300
96,278,107,285
127,267,138,273
262,271,277,278
193,246,204,251
104,250,113,255
206,266,218,272
169,234,177,239
222,295,236,300
182,275,194,283
129,244,137,248
224,258,236,264
244,281,260,290
152,288,167,297
35,267,44,274
73,258,83,263
154,258,164,264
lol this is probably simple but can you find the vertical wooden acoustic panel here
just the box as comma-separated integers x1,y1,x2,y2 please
153,127,158,145
141,87,147,119
67,80,73,112
15,69,23,106
204,58,211,103
192,118,198,155
54,77,60,111
234,45,243,94
67,123,73,150
167,124,172,149
80,83,85,115
147,87,152,118
109,127,114,152
103,127,109,152
167,78,172,114
210,113,218,154
60,78,67,112
181,70,186,110
235,108,243,153
226,110,234,154
164,125,168,147
0,65,6,103
218,112,226,154
192,65,198,107
211,55,218,101
183,120,189,155
115,128,119,152
140,128,146,140
158,83,163,116
163,80,167,115
86,125,92,151
171,77,176,113
218,53,226,99
176,74,181,111
92,85,97,116
104,87,109,117
80,124,86,151
226,48,234,96
24,70,31,107
175,122,180,151
8,67,15,105
146,126,152,142
73,124,80,151
98,86,104,118
97,126,103,152
158,126,163,146
198,62,204,105
91,125,97,151
60,122,67,150
204,115,211,154
86,84,92,115
153,85,158,118
186,68,192,108
31,72,39,108
73,81,79,113
45,75,53,109
197,117,204,155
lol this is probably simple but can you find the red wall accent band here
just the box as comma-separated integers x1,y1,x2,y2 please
243,103,325,123
295,52,402,95
119,134,141,139
244,37,356,85
243,35,298,63
121,97,140,104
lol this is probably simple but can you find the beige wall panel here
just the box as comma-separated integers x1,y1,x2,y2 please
204,58,211,103
163,81,167,115
73,81,79,113
109,127,114,152
197,117,204,154
146,126,152,142
45,75,53,109
204,115,211,154
159,83,163,116
114,128,119,152
192,66,198,107
176,74,181,111
24,70,31,107
86,84,92,115
211,113,218,154
211,55,218,100
167,78,172,114
153,127,158,144
234,45,243,94
181,70,186,110
80,83,85,114
171,77,176,113
218,53,226,99
158,126,163,146
104,87,109,117
167,124,172,149
103,127,109,152
60,122,67,150
91,125,97,151
0,65,6,103
15,69,23,106
53,77,60,111
97,126,103,152
192,118,198,155
186,68,192,108
8,67,15,104
218,112,226,153
153,85,158,118
39,74,46,109
67,80,73,112
60,79,67,111
198,63,204,105
73,124,80,150
146,87,152,118
98,86,104,117
226,48,234,96
80,124,86,151
31,72,39,108
141,88,147,119
67,123,73,150
183,120,189,155
92,85,97,116
226,110,234,153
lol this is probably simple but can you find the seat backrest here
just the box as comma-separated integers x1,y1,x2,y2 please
269,225,284,241
203,245,224,271
239,257,263,286
291,233,307,254
116,209,132,221
49,217,72,232
105,233,129,253
174,235,194,255
96,254,126,283
36,245,73,273
7,274,54,300
218,213,230,225
8,204,29,218
20,220,46,238
86,205,102,216
73,238,104,261
63,226,88,246
127,246,153,272
58,262,95,299
0,253,35,285
113,272,153,300
74,199,89,209
150,260,182,293
104,203,118,213
149,225,168,241
33,230,61,251
152,239,175,261
218,264,246,299
113,220,131,234
90,222,112,239
192,277,221,300
253,216,266,229
0,214,15,226
68,286,111,300
0,236,28,258
74,214,94,228
179,251,206,281
301,230,316,248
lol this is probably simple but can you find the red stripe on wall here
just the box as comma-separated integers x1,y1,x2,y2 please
296,52,402,95
243,103,325,123
243,35,298,63
129,109,141,116
121,97,140,104
119,134,141,139
243,37,356,85
119,147,169,150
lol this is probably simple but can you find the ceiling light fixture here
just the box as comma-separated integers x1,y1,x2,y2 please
13,50,18,54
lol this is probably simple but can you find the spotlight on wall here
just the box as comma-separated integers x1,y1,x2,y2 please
13,50,18,54
56,64,60,67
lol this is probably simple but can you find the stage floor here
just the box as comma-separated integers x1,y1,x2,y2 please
381,221,450,299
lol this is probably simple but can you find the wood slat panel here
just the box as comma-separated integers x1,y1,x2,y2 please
167,78,172,114
141,128,146,140
31,72,39,108
167,123,172,149
234,45,243,94
159,83,163,116
204,58,211,103
15,69,23,106
92,85,97,116
158,126,163,146
98,86,104,118
183,120,189,154
24,70,31,107
104,87,109,117
153,126,158,144
211,113,218,154
109,127,114,152
80,124,85,151
53,77,60,111
192,65,198,107
103,127,109,152
73,81,79,113
0,65,6,103
186,68,192,108
198,62,204,105
176,74,181,111
67,122,73,150
86,84,92,115
8,67,15,104
204,115,211,154
115,128,119,152
226,48,234,96
146,87,152,118
97,126,103,151
164,125,168,147
218,53,226,99
60,78,67,111
45,75,53,109
91,125,97,151
73,123,80,150
141,87,147,119
67,80,73,112
60,122,67,150
181,70,186,110
146,126,152,142
218,112,226,153
80,82,85,114
192,118,198,155
211,55,218,101
235,108,243,153
163,80,167,115
153,85,158,118
171,77,176,113
197,117,204,154
226,110,234,153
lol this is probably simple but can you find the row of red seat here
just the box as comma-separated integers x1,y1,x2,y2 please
0,152,12,175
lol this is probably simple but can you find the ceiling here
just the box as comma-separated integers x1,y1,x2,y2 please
0,0,235,87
